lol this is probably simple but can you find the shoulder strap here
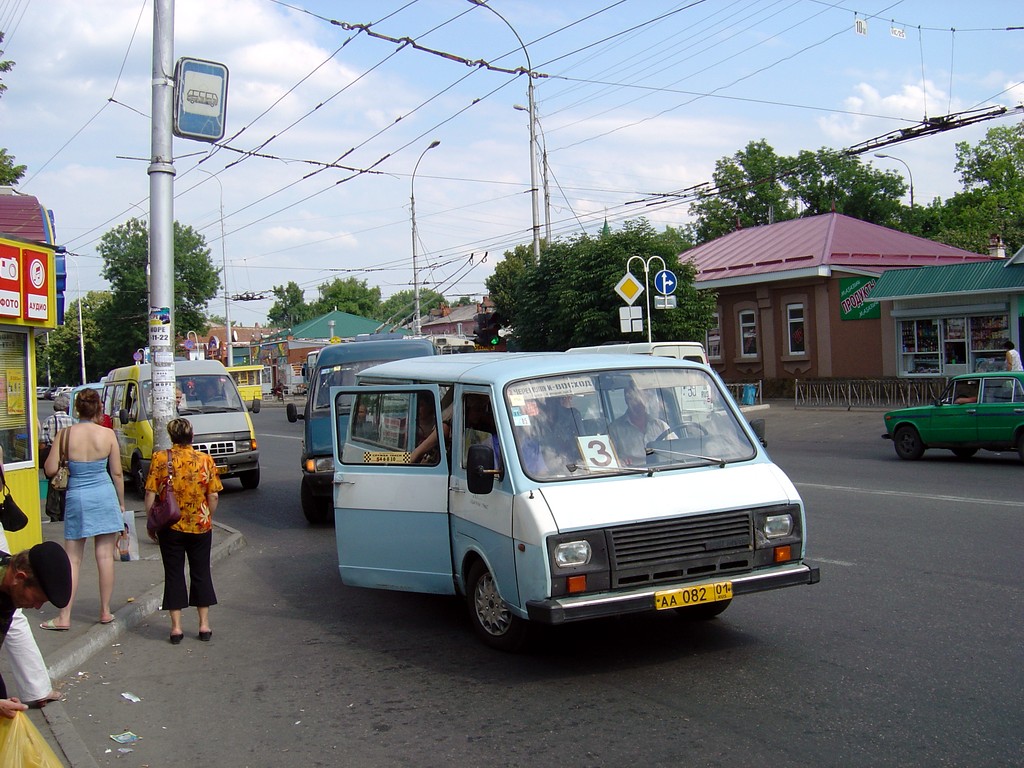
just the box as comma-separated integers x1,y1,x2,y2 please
59,427,70,464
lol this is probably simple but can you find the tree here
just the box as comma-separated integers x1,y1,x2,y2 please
0,34,25,186
267,281,313,328
788,148,906,225
375,288,445,328
38,291,110,384
91,218,220,374
688,140,795,243
688,140,909,244
487,219,716,351
310,277,381,318
932,124,1024,254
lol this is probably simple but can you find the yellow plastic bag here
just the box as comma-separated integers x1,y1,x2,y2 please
0,711,63,768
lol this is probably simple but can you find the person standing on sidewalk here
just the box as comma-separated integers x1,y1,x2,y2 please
145,417,222,644
38,393,73,462
40,388,125,631
0,541,72,718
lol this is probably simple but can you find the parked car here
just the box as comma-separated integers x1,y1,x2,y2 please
883,372,1024,461
35,385,48,398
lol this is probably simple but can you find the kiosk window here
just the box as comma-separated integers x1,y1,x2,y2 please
0,331,31,464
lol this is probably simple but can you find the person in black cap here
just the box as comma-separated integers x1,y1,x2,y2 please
0,541,72,718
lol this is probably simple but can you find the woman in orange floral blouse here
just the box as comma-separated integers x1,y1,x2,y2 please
144,418,223,645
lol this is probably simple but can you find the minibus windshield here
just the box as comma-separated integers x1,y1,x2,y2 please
507,367,756,480
143,374,244,414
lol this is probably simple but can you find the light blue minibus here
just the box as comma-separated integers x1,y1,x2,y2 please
331,353,819,650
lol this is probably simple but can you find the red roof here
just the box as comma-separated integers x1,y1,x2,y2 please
0,191,53,244
686,212,989,285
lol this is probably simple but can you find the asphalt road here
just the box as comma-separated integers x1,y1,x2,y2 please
53,403,1023,767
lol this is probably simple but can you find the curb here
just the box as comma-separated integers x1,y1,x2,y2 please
41,521,246,768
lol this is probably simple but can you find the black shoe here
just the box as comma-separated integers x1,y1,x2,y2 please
198,630,212,642
169,633,183,645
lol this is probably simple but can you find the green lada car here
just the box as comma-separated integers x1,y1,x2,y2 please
883,372,1024,461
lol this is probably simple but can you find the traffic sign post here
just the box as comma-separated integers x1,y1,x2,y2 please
623,255,669,342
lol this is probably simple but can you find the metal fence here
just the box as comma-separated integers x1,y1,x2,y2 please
793,378,945,409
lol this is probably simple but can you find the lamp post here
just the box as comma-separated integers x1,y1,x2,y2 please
470,0,541,261
411,140,440,336
198,169,232,365
65,251,87,384
874,153,914,208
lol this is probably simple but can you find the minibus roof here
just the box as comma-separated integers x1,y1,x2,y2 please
357,351,702,388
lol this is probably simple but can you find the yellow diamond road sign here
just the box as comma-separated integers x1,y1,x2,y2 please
615,272,644,305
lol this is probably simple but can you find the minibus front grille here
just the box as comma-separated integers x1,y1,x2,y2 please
194,440,236,457
607,510,753,588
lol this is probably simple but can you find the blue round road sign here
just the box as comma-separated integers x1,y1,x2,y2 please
654,269,677,295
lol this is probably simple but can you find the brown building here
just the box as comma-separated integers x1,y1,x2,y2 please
684,213,992,382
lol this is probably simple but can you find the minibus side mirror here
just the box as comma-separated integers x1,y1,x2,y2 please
118,408,130,424
748,418,767,448
250,399,261,414
466,443,496,495
286,402,302,422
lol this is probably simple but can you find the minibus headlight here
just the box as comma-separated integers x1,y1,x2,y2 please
763,513,793,539
553,540,591,568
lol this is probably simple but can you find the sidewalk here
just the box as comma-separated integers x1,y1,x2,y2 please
19,512,245,767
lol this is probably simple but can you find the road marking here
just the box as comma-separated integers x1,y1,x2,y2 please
260,432,302,441
814,558,855,567
796,482,1024,508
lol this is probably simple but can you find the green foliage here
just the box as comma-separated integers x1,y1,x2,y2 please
689,140,796,242
932,124,1024,254
311,277,381,318
486,219,716,351
0,34,25,186
37,292,111,385
90,218,219,374
688,140,908,244
375,288,445,328
267,281,313,327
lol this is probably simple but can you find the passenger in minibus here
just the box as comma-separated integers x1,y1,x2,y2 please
609,384,668,466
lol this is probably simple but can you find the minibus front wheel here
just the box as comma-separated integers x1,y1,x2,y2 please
130,455,147,491
466,560,528,652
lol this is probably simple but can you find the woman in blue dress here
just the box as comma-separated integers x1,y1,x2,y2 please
40,388,125,630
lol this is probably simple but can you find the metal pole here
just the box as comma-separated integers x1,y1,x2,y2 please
874,153,914,208
470,1,540,260
411,140,440,336
149,0,176,452
75,259,86,384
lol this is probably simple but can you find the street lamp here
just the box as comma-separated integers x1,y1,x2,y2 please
198,169,233,365
469,0,541,261
64,250,87,384
874,153,915,208
411,139,440,336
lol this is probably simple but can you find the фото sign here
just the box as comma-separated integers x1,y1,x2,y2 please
840,276,880,320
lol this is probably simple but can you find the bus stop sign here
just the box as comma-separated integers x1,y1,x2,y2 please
173,58,228,142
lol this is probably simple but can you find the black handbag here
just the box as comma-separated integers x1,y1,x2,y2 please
0,464,28,532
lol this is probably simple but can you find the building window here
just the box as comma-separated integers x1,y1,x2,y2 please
739,309,758,357
706,310,721,359
786,303,805,355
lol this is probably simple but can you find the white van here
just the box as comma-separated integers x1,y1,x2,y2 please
566,341,709,364
330,352,818,650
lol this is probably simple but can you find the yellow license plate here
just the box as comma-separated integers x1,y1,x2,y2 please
654,581,732,610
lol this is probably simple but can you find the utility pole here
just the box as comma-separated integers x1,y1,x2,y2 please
148,0,176,452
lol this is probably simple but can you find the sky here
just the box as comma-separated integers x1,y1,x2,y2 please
1,0,1022,330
